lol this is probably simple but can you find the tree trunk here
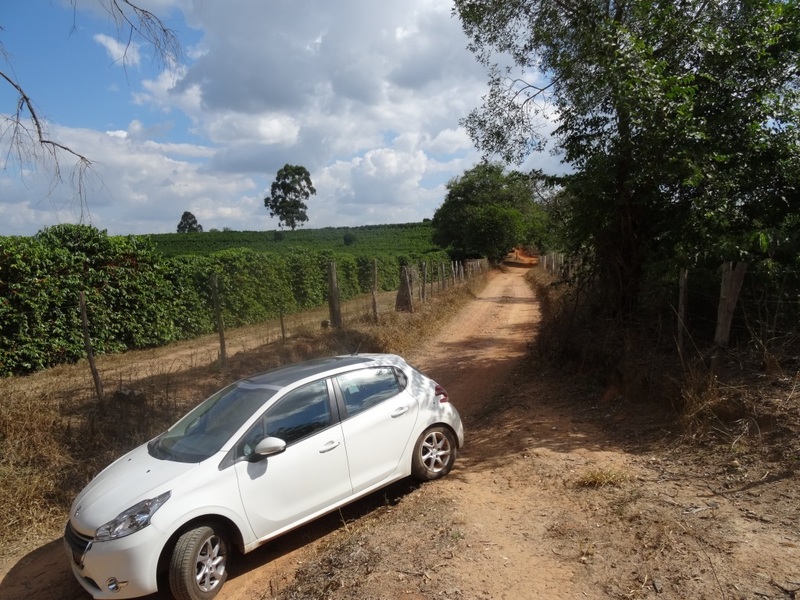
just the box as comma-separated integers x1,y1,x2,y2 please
677,267,688,351
711,261,748,370
79,291,104,404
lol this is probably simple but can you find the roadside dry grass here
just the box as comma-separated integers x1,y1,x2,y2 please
0,276,488,560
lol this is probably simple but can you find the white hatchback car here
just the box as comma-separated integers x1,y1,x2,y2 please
64,354,463,600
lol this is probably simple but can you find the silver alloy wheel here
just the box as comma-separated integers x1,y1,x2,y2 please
411,426,456,480
195,533,226,593
170,524,229,600
420,429,452,473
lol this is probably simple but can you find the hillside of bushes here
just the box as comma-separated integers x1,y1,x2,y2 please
0,224,450,376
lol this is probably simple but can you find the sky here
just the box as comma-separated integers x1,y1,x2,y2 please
0,0,562,236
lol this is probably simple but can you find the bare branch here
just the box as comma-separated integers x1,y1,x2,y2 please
0,69,92,167
0,64,93,215
1,1,181,220
84,0,182,68
507,76,559,110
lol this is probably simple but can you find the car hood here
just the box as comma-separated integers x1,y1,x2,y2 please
69,442,199,534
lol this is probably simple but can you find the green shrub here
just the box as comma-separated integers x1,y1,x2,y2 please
0,225,455,376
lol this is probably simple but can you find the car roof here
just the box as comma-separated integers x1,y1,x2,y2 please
242,355,380,389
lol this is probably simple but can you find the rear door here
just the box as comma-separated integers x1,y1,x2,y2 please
335,367,419,493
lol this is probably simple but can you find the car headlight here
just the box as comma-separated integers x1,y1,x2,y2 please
94,491,171,541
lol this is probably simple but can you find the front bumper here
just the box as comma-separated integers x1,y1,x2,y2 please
64,521,163,599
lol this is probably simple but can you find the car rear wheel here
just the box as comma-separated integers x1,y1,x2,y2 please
411,426,456,480
169,524,229,600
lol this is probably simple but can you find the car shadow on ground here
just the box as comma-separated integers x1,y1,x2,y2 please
220,478,421,594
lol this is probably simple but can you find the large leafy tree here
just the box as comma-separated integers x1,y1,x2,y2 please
464,204,526,262
264,164,316,231
455,0,800,313
432,162,533,261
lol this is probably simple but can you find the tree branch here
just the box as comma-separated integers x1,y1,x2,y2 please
0,69,92,168
1,1,181,220
77,0,181,67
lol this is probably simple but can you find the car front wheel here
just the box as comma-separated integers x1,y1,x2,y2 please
411,426,456,481
169,524,229,600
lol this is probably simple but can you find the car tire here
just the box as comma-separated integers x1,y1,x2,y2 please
169,524,229,600
411,426,457,481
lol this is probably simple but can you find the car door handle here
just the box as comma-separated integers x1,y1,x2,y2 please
319,440,340,453
391,405,410,418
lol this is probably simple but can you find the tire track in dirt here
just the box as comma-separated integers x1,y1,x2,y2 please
408,264,540,421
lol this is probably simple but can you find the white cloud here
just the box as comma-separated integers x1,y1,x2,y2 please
424,129,473,156
0,123,261,234
1,0,563,236
204,113,300,146
93,33,141,67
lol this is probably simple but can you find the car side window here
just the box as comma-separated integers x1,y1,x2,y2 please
336,367,402,417
235,380,332,460
394,367,408,391
265,380,332,445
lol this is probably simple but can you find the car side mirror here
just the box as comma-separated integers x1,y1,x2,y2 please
254,436,287,457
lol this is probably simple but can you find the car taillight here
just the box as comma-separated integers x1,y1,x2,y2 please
435,384,449,403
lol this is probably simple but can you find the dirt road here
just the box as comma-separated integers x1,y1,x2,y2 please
288,265,799,600
2,264,798,600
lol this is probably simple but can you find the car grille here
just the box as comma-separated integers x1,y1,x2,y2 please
64,522,93,565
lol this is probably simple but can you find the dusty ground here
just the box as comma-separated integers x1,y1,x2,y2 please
2,262,799,600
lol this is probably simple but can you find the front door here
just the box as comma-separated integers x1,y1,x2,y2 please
234,379,352,539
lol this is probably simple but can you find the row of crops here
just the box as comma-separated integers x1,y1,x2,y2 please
144,222,441,257
0,224,450,377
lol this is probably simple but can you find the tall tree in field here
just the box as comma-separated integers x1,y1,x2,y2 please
177,211,203,233
264,164,316,231
454,0,800,314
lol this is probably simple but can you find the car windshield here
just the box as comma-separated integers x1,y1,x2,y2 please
149,384,276,463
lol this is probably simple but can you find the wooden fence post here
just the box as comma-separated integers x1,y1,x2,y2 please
279,307,287,344
210,273,226,369
79,291,104,404
422,262,428,303
371,258,379,323
395,266,414,313
328,261,342,328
